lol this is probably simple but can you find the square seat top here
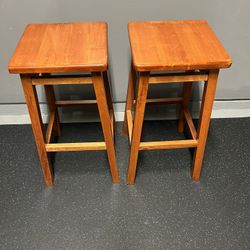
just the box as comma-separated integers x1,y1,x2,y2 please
8,22,108,74
128,20,232,71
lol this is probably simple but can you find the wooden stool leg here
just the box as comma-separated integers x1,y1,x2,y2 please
178,82,193,133
20,75,53,186
123,62,137,135
92,72,120,183
127,72,149,184
44,85,61,137
192,69,219,180
103,70,116,136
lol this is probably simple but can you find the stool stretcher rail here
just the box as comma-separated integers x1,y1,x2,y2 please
149,73,208,84
55,100,97,106
45,142,107,152
46,111,55,143
184,108,197,139
126,110,133,143
32,76,93,85
145,97,182,105
139,139,198,150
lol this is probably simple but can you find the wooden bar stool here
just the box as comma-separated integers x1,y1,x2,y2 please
123,20,232,184
8,22,119,186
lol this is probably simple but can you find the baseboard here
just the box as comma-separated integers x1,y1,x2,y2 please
0,100,249,125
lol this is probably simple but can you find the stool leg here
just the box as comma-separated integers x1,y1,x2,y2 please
92,72,120,183
127,72,149,184
44,85,61,137
178,82,193,133
20,75,53,186
103,70,116,136
123,62,136,135
192,69,219,180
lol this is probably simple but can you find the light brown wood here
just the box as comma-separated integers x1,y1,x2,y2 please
103,71,116,135
46,111,55,143
92,72,120,183
139,139,198,150
44,85,61,137
149,74,208,84
8,22,108,74
192,69,219,180
146,97,182,105
125,20,231,184
123,63,136,135
109,109,114,137
20,75,53,186
128,20,232,71
45,142,106,152
184,108,197,139
9,22,119,185
56,100,97,107
126,110,133,143
32,76,92,85
178,82,193,133
127,72,149,185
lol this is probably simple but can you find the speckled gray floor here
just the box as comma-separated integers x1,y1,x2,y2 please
0,119,250,250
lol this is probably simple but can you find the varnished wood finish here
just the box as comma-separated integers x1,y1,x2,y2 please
103,71,116,135
55,100,97,106
178,82,193,133
9,23,119,185
44,85,61,137
46,111,55,143
124,20,231,184
126,110,133,143
183,108,197,140
192,69,219,180
146,97,182,105
21,75,53,186
149,73,208,84
127,73,149,185
32,76,92,85
92,72,120,183
128,20,232,71
109,109,114,138
45,142,106,152
123,63,136,135
8,22,108,73
139,139,198,150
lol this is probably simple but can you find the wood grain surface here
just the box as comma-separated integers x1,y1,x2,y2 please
9,22,108,73
128,20,232,71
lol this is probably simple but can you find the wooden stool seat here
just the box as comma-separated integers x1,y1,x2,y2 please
124,20,232,184
128,20,231,71
8,22,108,73
8,22,119,186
